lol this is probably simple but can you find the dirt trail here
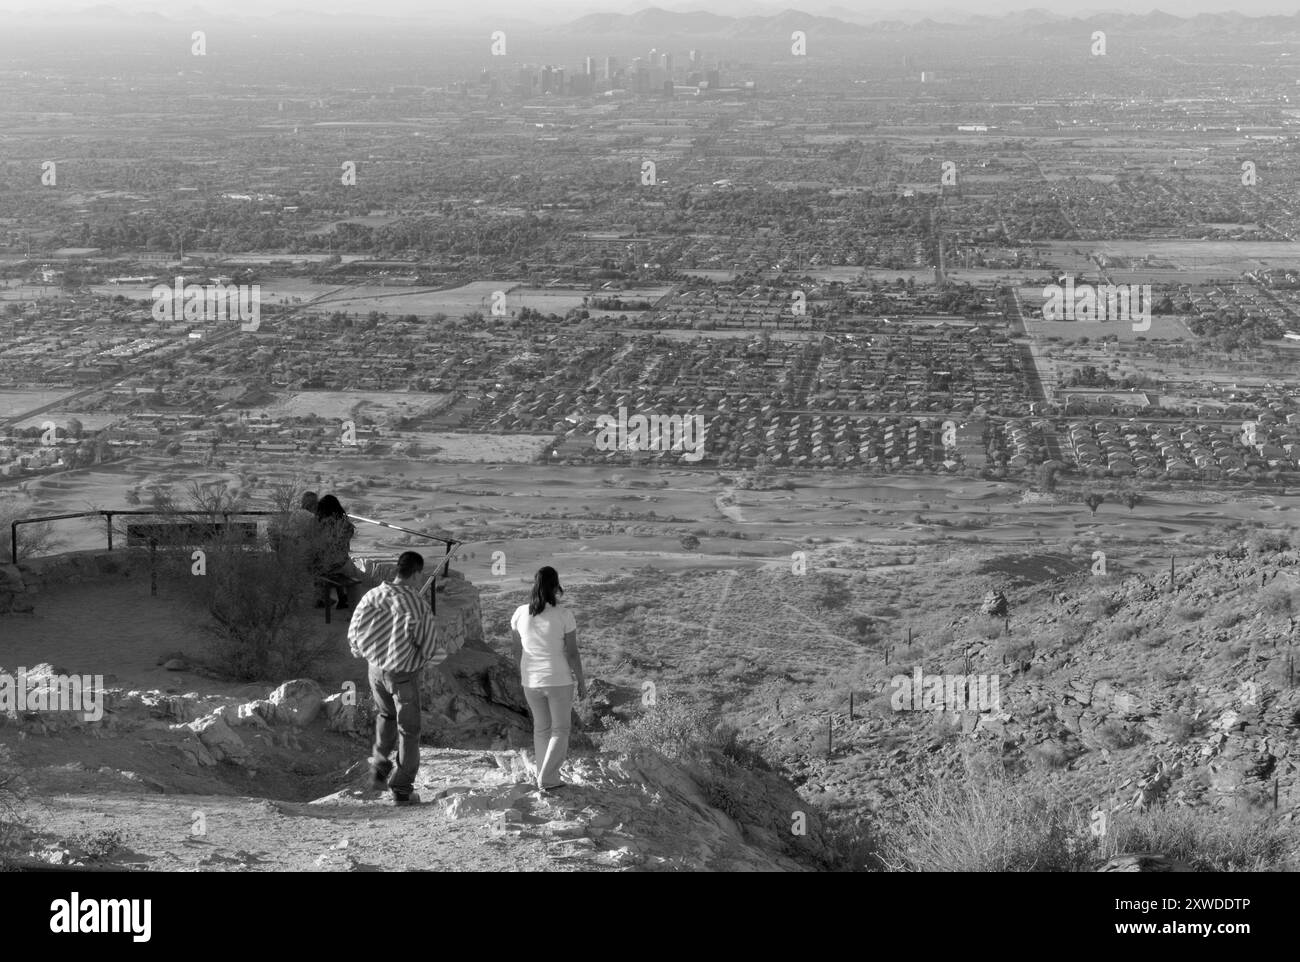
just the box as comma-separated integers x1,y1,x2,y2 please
17,749,601,872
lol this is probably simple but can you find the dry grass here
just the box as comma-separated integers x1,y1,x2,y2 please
1101,808,1297,872
879,773,1092,872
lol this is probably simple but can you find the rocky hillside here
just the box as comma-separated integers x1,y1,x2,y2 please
0,644,831,872
726,541,1300,868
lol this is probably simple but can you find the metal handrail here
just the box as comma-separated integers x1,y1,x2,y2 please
9,506,464,617
9,509,282,565
343,513,463,616
10,508,462,568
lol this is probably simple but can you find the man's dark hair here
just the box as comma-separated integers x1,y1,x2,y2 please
396,551,425,579
529,565,563,616
301,491,318,510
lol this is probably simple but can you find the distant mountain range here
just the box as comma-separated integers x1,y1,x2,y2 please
561,6,1300,39
9,3,1300,40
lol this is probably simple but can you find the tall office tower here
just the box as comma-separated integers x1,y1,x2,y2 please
553,67,565,93
689,48,700,66
661,53,673,75
705,68,720,89
604,56,618,80
584,56,594,76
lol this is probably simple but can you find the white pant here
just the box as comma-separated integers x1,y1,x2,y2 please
523,684,574,788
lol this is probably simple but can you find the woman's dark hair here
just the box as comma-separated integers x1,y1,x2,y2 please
529,566,563,616
315,494,346,520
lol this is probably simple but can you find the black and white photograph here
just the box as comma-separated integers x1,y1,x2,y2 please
0,0,1294,931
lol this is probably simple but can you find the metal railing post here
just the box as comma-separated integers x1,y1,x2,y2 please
106,511,113,552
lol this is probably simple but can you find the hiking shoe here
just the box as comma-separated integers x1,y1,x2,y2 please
392,791,421,807
370,762,393,790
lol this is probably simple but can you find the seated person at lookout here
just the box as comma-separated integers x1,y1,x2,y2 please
313,494,357,609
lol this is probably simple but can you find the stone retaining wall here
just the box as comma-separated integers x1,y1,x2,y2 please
0,549,156,614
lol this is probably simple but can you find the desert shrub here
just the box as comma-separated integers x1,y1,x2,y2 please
0,497,63,563
1152,663,1189,684
1101,808,1296,872
821,808,885,871
699,775,746,821
1139,629,1170,650
1247,528,1291,557
1157,712,1198,744
1105,620,1141,644
1260,586,1295,617
1027,741,1070,770
880,773,1092,872
0,747,26,869
1058,619,1088,648
1174,606,1205,623
1083,595,1117,621
1214,609,1245,630
187,527,333,681
807,572,850,611
598,694,715,760
68,828,125,862
711,722,773,772
997,637,1035,662
1096,720,1140,750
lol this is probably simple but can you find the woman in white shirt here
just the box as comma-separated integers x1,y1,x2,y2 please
510,566,586,792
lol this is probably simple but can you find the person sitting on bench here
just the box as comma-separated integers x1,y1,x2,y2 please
314,494,357,609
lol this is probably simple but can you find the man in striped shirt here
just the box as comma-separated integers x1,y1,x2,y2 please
348,550,439,806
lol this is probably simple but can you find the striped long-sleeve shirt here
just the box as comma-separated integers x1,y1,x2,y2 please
347,581,439,673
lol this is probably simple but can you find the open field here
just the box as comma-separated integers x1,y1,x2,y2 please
1038,239,1300,270
247,390,451,422
0,389,76,418
302,282,673,317
11,412,122,431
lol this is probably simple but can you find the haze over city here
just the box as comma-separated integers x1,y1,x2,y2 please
0,0,1297,923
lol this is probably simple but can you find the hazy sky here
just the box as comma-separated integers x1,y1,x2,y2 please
2,1,1299,21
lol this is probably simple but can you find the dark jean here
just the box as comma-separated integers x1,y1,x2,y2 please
368,663,421,795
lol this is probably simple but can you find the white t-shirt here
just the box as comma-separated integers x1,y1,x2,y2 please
512,601,577,688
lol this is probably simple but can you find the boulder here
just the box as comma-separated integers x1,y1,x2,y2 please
438,793,493,819
437,643,528,713
321,692,368,734
269,679,324,727
151,693,201,722
190,712,248,764
980,590,1009,617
